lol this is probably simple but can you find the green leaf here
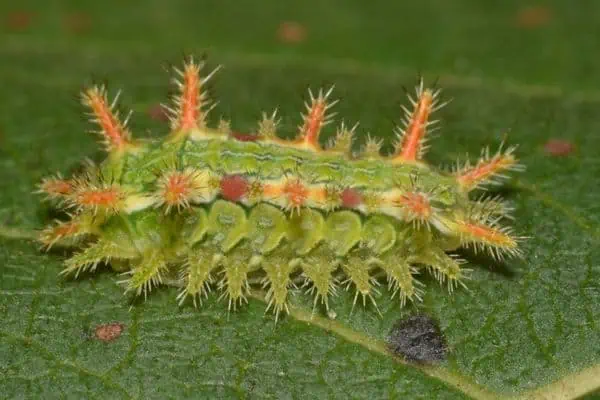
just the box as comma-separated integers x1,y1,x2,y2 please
1,1,600,398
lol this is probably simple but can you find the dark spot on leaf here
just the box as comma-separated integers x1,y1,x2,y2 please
514,6,553,29
277,21,307,44
94,322,125,342
385,314,447,363
544,139,575,156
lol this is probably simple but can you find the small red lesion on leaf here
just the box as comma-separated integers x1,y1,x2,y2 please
5,10,35,31
63,12,91,34
94,322,124,342
148,103,169,122
543,139,574,156
514,5,553,29
277,21,307,44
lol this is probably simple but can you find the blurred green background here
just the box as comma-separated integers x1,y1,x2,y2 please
2,1,600,399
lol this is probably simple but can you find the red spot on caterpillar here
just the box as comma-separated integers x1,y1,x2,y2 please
544,139,574,157
231,132,260,142
341,188,362,208
283,179,308,208
220,175,248,202
94,322,125,342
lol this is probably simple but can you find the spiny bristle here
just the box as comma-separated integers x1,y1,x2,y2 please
394,191,433,226
121,251,167,299
262,255,296,322
469,194,515,220
297,86,338,152
218,119,232,135
257,109,280,139
299,248,339,311
456,144,524,191
384,262,424,307
342,253,380,311
360,135,384,159
153,167,206,213
165,58,221,140
63,240,135,278
418,249,470,292
36,175,73,202
69,181,126,215
81,85,132,153
39,218,87,249
217,254,252,312
177,247,221,307
454,217,522,259
282,178,309,215
392,81,444,163
327,120,357,155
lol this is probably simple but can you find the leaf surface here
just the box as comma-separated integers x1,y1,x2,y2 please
1,1,599,398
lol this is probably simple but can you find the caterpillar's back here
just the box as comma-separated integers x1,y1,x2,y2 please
38,58,524,320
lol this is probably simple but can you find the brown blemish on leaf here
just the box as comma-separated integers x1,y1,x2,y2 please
5,11,35,31
544,139,575,156
515,6,553,29
63,12,92,34
148,104,169,122
277,21,307,44
94,322,125,342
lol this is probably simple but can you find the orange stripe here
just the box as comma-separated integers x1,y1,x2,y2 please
458,155,514,188
398,90,433,161
77,188,121,208
85,89,127,149
179,63,200,131
301,101,325,148
458,221,515,248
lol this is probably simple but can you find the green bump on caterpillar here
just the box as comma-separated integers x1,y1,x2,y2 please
37,57,525,320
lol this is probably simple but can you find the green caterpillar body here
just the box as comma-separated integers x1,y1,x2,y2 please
38,58,523,319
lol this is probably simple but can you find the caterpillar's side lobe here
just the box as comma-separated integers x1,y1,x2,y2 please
38,57,525,321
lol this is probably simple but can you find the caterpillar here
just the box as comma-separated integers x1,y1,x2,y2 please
37,57,524,320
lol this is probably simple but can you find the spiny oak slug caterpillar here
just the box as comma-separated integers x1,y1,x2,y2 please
37,57,524,321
